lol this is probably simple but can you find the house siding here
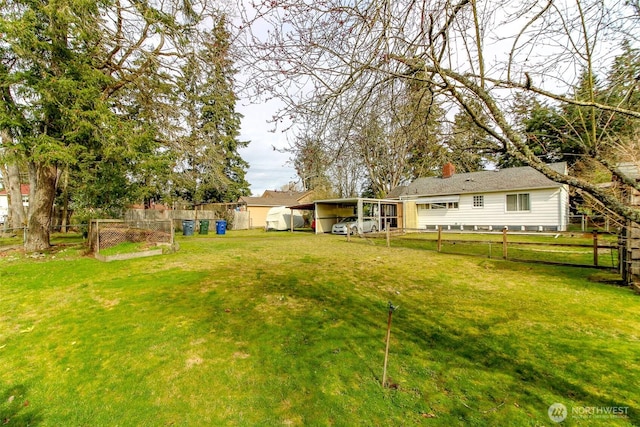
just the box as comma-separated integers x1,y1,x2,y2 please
415,187,568,231
0,196,7,218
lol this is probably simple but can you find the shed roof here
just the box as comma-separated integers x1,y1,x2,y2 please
392,163,567,198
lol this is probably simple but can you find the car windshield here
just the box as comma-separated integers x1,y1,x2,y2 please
339,216,357,223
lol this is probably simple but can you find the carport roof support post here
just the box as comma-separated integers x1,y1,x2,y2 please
357,198,364,233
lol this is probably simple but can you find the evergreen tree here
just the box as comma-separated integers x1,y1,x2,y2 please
0,0,131,249
500,96,575,168
0,1,246,249
602,40,640,149
172,17,249,205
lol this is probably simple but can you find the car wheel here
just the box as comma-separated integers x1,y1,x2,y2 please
350,226,358,235
370,225,377,233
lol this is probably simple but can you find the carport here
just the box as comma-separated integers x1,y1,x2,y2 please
285,203,316,231
311,198,404,234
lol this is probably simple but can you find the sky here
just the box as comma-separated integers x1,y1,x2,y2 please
233,2,299,197
237,100,298,196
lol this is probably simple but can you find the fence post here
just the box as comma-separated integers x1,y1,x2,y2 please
502,227,508,259
619,226,627,279
593,230,598,266
96,220,100,254
386,220,390,248
437,225,442,252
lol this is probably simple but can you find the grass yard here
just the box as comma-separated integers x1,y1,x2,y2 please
0,230,638,426
97,241,154,256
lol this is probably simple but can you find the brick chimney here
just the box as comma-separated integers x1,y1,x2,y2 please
442,162,455,178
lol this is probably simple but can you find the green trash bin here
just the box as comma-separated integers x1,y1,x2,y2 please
182,220,195,236
199,219,210,235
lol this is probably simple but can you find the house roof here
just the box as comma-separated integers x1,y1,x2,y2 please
238,196,292,207
392,163,567,198
239,190,314,207
386,185,407,199
0,184,29,196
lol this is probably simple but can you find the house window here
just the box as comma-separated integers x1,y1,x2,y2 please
419,202,458,210
506,193,530,211
473,195,484,208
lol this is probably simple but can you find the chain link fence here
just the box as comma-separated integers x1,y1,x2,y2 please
88,219,174,253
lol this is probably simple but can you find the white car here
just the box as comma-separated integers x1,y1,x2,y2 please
331,216,378,235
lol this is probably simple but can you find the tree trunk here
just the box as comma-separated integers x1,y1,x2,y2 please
60,167,69,233
6,162,26,230
24,163,58,252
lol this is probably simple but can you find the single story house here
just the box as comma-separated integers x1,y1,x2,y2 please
0,183,29,223
390,162,569,232
238,190,315,229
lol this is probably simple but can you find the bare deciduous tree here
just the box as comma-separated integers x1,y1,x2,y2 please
239,0,640,222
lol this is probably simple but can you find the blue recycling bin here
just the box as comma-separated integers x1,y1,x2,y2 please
182,219,195,236
216,219,227,235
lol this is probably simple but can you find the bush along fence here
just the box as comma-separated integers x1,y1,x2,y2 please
385,227,620,270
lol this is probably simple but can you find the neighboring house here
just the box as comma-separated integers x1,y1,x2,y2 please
238,190,315,229
0,184,29,223
391,163,569,231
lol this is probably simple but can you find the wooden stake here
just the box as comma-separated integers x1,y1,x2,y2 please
437,225,442,252
382,301,397,387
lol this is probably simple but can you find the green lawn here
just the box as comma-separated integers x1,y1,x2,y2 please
1,230,638,426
